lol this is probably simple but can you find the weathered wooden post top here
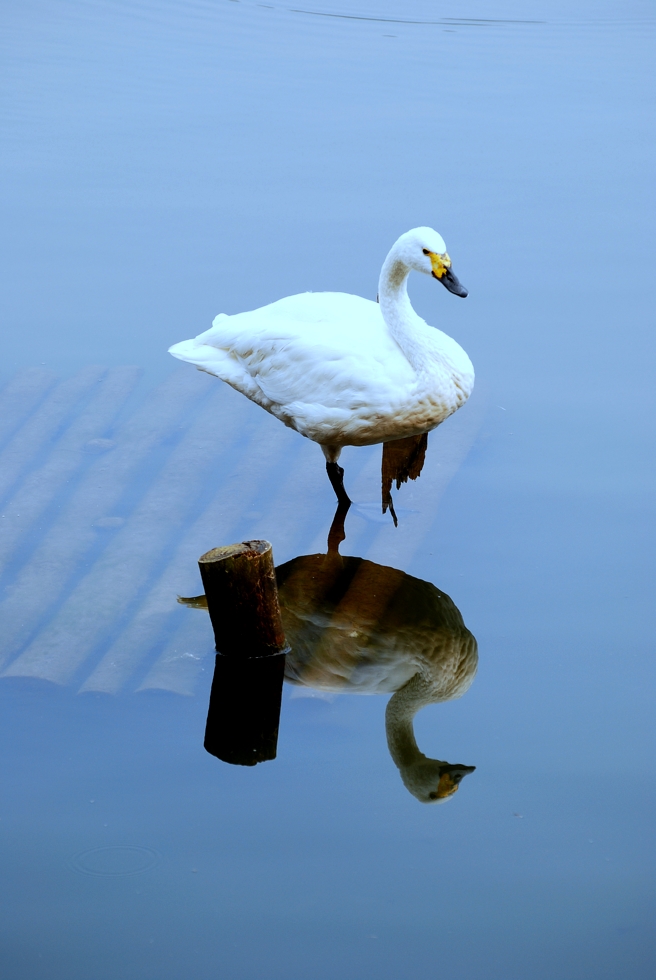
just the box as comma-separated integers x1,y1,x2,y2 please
198,540,289,658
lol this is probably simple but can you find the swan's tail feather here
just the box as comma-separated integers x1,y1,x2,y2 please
168,339,231,380
168,339,266,406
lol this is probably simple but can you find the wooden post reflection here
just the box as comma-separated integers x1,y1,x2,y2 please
204,654,286,766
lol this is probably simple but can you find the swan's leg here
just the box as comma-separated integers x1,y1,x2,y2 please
327,499,351,554
326,462,351,506
384,492,399,528
328,501,351,555
321,444,351,506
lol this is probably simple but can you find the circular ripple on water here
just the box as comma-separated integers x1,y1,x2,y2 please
70,845,160,877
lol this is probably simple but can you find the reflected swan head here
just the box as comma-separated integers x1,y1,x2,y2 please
390,742,477,806
276,551,477,804
398,760,477,805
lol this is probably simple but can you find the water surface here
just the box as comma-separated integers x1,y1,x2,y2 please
0,1,654,978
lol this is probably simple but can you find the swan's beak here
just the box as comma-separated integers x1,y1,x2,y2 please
429,251,468,298
440,267,468,298
428,764,476,800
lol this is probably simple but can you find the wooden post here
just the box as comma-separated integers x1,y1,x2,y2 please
199,540,289,766
198,540,289,658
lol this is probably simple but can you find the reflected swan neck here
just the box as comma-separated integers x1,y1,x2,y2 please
385,672,434,769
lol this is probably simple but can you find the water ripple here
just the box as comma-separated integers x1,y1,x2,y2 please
70,844,160,877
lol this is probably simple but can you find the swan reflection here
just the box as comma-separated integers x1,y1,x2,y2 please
184,505,477,802
277,545,477,804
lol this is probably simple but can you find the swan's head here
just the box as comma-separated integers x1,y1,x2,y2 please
394,226,468,298
401,760,477,805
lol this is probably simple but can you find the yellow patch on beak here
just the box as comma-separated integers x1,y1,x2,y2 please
432,772,459,799
428,251,452,280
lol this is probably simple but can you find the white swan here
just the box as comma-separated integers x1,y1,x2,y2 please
169,227,473,503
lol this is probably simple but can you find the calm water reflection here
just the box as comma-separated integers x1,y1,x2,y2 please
279,538,477,803
1,0,654,978
195,505,478,802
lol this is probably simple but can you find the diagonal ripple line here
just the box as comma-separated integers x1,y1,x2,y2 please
0,368,57,452
82,412,291,694
3,381,244,685
136,613,214,697
0,366,106,509
0,367,141,574
0,368,212,672
287,6,543,26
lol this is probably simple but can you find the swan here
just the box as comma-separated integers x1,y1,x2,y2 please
276,549,478,803
168,227,473,505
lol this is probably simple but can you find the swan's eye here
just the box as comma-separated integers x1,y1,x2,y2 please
422,248,430,255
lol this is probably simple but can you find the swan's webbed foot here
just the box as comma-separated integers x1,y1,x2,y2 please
382,491,399,528
326,461,351,507
381,432,428,528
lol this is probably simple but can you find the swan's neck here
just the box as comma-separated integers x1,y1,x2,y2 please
378,256,431,373
385,672,435,770
386,672,470,804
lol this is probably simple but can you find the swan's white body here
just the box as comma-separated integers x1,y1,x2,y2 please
169,227,474,458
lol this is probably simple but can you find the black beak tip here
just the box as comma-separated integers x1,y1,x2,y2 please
440,268,468,298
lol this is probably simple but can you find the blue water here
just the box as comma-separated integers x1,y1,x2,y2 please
0,2,654,978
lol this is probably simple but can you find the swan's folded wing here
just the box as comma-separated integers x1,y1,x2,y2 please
170,292,413,413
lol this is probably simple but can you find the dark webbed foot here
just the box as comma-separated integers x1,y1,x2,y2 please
382,491,399,528
326,461,351,507
381,432,428,527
